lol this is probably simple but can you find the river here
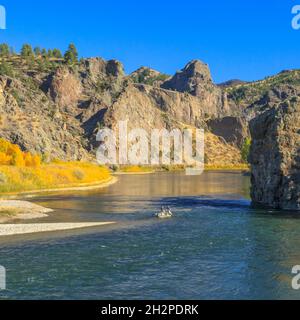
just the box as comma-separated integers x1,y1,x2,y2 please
0,171,300,299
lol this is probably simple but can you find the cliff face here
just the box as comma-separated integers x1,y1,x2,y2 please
207,117,249,148
0,57,126,160
249,100,300,210
161,60,232,117
4,55,300,170
0,76,89,160
0,56,244,166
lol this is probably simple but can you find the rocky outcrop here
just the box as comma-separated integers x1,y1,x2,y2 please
100,83,243,166
161,60,213,94
0,75,89,160
161,60,234,116
103,83,220,131
48,67,82,109
249,100,300,210
0,55,267,167
130,67,169,87
207,116,249,147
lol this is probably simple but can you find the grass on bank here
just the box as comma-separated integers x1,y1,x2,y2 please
114,165,154,173
0,138,111,193
0,162,111,194
204,164,250,171
0,208,20,217
114,164,249,173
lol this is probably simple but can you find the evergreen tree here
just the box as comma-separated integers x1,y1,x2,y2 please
41,48,47,58
52,48,62,59
21,44,34,58
34,47,41,57
241,138,251,163
0,43,10,57
64,43,78,64
47,49,53,58
0,61,13,77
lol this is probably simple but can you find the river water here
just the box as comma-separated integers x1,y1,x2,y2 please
0,172,300,300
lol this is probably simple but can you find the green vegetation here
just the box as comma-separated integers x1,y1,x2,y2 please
64,43,78,65
226,70,300,106
52,48,63,59
0,42,82,76
0,208,20,217
21,44,34,58
34,46,41,57
0,61,14,77
241,138,251,163
0,43,10,57
131,68,170,85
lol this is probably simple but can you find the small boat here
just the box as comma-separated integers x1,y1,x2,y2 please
155,207,173,219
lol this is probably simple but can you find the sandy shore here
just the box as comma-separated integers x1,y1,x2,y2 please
0,177,119,235
0,222,115,236
0,200,54,223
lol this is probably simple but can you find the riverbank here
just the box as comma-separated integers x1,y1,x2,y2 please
0,162,113,194
0,222,116,236
0,199,117,236
0,200,53,223
114,164,250,175
204,164,250,171
7,177,118,197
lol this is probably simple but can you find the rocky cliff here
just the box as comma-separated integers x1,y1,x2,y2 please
249,99,300,210
161,60,233,117
0,56,244,166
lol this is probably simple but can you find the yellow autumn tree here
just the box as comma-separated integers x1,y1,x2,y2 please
0,152,11,165
0,138,41,167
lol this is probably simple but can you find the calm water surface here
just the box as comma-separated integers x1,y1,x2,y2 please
0,172,300,300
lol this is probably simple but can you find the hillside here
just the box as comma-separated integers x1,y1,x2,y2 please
3,49,299,167
225,69,300,119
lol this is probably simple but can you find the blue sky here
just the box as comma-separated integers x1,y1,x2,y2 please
0,0,299,82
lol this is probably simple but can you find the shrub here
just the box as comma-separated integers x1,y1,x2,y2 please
73,169,85,180
241,138,251,163
0,138,41,167
0,172,7,184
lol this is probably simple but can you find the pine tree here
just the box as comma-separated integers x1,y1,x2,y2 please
241,138,251,163
34,47,41,57
21,44,34,58
0,61,13,77
41,48,47,58
64,43,78,64
52,48,62,59
0,43,10,57
47,49,53,58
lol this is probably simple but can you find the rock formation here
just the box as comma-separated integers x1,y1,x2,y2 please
0,56,244,166
161,60,239,117
3,55,300,170
249,100,300,210
207,116,249,147
130,67,169,87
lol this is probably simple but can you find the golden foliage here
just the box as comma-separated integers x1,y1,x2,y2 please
0,138,41,167
0,162,111,193
120,165,153,173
